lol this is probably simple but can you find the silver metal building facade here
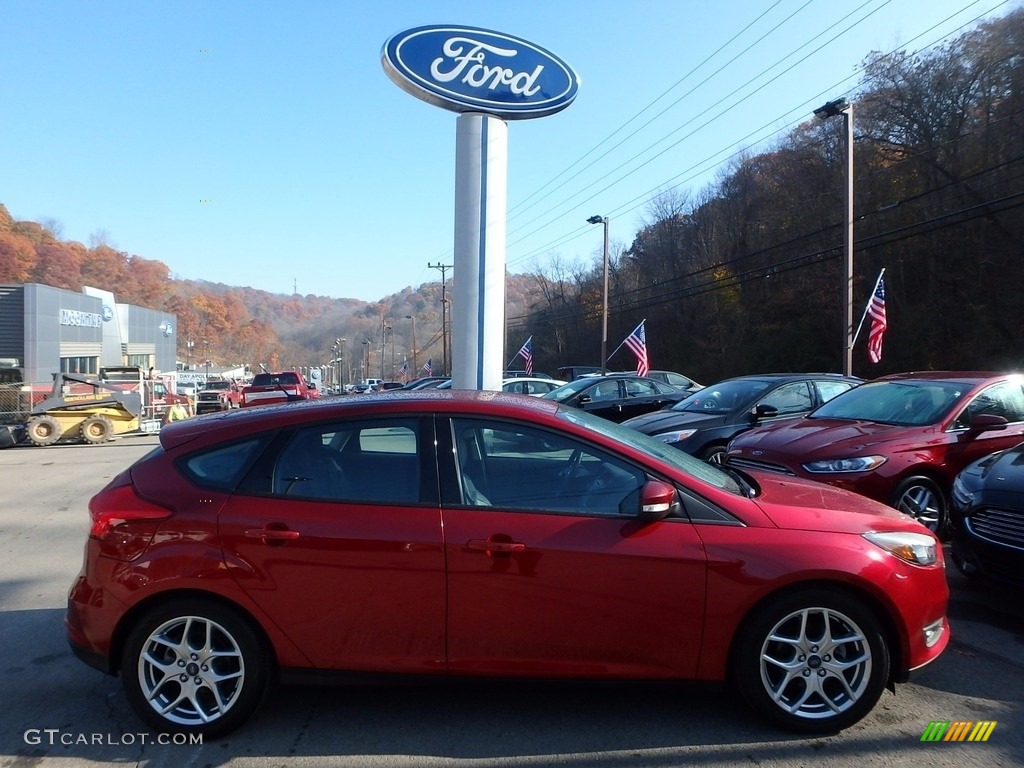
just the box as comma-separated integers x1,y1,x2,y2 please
0,283,177,383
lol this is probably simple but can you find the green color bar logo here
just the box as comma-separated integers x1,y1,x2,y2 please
921,721,997,742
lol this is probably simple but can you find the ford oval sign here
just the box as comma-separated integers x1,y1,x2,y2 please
382,25,579,120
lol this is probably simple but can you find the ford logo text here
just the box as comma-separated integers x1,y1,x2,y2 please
382,25,579,120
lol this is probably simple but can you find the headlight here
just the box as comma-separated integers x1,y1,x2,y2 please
863,531,937,566
951,476,973,508
653,429,697,444
802,455,887,473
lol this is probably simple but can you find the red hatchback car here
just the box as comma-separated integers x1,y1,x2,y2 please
726,372,1024,534
67,391,948,737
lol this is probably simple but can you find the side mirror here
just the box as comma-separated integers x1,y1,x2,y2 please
752,403,779,421
638,479,678,522
968,413,1008,433
577,394,592,406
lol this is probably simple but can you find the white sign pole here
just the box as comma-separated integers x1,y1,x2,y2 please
452,112,508,392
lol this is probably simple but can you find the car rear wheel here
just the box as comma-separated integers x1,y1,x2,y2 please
121,599,271,738
733,588,889,734
891,476,947,535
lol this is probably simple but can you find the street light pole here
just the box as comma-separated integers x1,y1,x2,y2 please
361,340,370,383
814,98,854,377
338,338,345,390
587,215,610,373
405,315,417,374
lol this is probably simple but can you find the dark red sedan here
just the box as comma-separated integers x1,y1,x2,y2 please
67,391,948,737
726,372,1024,534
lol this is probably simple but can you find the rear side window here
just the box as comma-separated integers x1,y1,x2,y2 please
180,437,271,491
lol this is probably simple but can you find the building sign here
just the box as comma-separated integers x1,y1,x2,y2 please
382,25,579,120
60,309,103,328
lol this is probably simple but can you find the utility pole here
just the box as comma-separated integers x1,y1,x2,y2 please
428,262,452,375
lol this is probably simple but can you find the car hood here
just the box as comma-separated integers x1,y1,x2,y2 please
749,471,923,534
622,409,725,434
731,417,935,458
960,443,1024,497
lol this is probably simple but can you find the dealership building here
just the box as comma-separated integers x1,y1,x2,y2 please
0,283,178,384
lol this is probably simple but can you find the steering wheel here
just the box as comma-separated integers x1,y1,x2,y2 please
557,448,584,494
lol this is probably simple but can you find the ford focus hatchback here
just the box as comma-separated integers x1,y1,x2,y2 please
67,391,948,738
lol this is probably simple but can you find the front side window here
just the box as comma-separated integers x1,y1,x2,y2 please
953,379,1024,429
759,381,813,416
451,418,646,517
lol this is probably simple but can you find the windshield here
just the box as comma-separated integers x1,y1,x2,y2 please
672,378,773,415
204,381,230,390
811,380,967,426
557,407,745,496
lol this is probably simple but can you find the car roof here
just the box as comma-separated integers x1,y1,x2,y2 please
710,373,861,384
160,389,561,451
875,371,1012,385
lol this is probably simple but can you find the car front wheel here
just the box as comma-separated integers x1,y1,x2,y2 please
733,589,889,734
121,599,271,738
891,475,947,535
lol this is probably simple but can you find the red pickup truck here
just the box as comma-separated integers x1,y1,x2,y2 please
239,371,314,408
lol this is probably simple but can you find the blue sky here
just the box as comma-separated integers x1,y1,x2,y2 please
0,0,1014,302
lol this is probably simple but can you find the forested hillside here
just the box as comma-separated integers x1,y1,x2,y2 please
513,9,1024,382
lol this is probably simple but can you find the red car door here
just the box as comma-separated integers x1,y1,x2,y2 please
443,418,708,678
219,420,447,673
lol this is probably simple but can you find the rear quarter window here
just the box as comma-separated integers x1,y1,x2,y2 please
178,437,272,491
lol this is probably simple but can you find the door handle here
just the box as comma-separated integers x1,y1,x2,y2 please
467,538,526,554
244,527,301,543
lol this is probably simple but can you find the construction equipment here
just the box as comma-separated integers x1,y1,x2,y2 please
23,373,143,446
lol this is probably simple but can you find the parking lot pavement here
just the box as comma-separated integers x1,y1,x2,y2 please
943,547,1024,666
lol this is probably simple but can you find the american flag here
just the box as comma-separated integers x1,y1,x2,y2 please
422,357,432,376
516,336,534,375
867,277,887,364
399,359,409,380
624,320,649,377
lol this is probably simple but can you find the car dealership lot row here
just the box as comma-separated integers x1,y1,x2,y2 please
1,435,1022,767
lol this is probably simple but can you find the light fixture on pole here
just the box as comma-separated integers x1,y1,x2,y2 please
814,97,854,377
587,215,610,374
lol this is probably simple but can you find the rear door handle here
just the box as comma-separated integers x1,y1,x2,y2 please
467,538,526,554
245,527,301,543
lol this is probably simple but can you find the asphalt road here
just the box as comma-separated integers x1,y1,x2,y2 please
0,434,1021,768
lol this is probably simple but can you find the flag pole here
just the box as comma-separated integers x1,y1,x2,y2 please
852,268,885,348
604,319,645,366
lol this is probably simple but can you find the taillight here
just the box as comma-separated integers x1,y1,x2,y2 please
88,483,173,561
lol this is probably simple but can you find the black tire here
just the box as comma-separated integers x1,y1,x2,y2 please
26,415,63,446
121,599,271,738
890,475,947,536
81,415,115,444
700,444,727,465
732,588,889,734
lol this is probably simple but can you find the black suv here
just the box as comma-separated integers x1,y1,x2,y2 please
620,373,860,463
